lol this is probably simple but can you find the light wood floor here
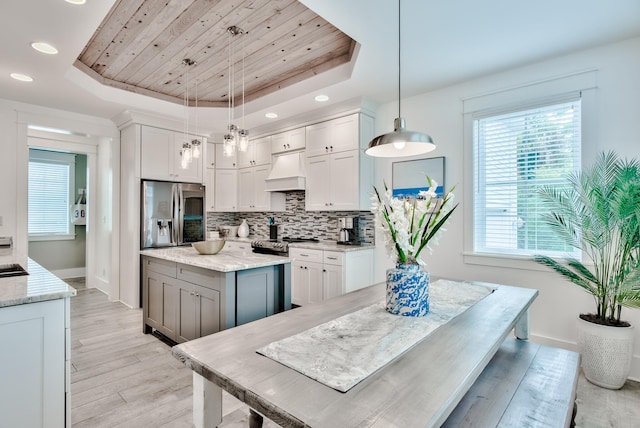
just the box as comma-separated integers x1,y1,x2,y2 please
68,279,640,427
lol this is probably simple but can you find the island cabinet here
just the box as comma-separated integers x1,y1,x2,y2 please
140,125,204,183
304,113,375,211
290,247,374,306
142,254,288,342
143,256,221,343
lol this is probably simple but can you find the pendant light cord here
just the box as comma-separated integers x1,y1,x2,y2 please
398,0,401,119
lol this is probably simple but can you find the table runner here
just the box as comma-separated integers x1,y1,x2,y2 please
256,279,495,392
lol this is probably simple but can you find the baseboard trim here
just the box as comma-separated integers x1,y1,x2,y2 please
51,267,86,279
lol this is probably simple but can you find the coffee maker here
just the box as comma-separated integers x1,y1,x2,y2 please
337,217,360,245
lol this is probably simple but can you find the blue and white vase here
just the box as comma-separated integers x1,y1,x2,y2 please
385,263,430,316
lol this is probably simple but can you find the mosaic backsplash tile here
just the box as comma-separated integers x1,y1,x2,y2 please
206,191,375,244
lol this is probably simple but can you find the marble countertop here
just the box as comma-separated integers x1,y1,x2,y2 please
225,237,375,252
140,245,291,272
0,259,77,308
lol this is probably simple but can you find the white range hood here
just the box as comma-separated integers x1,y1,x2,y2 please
265,152,306,192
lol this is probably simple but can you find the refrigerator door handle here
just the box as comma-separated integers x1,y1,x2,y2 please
172,184,180,245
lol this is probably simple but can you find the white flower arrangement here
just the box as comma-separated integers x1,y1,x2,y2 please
371,177,458,265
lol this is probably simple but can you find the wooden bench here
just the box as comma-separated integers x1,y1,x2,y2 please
442,338,580,428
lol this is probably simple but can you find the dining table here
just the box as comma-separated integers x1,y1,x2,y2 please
172,279,538,428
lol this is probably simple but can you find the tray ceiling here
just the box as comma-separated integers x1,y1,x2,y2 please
74,0,358,107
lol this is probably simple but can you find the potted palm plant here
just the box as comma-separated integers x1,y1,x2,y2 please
534,151,640,389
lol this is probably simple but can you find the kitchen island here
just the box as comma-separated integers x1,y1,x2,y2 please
0,259,76,428
140,245,291,343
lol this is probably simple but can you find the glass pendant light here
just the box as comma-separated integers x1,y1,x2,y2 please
366,0,436,158
180,58,195,169
237,26,249,153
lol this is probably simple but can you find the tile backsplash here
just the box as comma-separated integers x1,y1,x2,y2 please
206,191,375,243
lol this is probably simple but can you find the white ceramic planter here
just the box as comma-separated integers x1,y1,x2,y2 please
577,316,634,389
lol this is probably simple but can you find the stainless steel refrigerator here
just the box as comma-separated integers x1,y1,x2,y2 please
141,180,205,249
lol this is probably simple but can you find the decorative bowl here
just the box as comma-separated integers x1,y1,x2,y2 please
192,239,225,255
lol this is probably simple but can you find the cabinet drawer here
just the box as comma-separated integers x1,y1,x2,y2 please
144,257,176,278
323,251,344,266
177,263,221,291
289,248,323,263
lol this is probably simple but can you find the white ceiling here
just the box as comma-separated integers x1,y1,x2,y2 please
2,0,640,135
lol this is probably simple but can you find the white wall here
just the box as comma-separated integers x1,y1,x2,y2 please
372,36,640,380
0,99,119,297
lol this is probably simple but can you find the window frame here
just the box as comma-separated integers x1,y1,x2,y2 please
461,70,598,270
28,149,76,241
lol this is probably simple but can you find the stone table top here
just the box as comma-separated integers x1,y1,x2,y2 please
140,245,291,272
0,259,76,308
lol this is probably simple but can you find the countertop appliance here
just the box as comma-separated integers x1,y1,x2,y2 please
251,237,318,256
141,180,205,249
337,216,361,245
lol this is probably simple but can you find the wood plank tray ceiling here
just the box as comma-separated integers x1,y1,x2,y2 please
74,0,358,107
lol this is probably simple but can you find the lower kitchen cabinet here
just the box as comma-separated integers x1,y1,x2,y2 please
142,256,220,343
0,298,68,428
290,248,374,306
143,269,179,339
142,255,288,342
236,266,276,326
177,282,220,342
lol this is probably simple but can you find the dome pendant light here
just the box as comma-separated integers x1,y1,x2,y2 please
366,0,436,158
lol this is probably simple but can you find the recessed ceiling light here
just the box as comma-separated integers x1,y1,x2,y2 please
265,112,278,119
31,42,58,55
314,94,329,102
65,0,86,4
10,73,33,82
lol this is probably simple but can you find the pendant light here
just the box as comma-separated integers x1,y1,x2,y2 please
180,58,195,169
365,0,436,158
223,25,249,157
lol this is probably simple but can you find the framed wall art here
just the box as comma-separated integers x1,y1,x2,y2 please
392,156,445,199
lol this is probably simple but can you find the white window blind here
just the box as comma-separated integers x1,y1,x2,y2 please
472,98,581,258
28,150,76,238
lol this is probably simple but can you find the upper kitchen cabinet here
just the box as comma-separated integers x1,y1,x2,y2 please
206,142,216,169
305,113,375,211
214,142,237,169
238,136,271,168
271,127,305,154
305,113,361,157
238,165,285,212
140,126,204,183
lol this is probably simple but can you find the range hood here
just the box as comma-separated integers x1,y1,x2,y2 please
265,152,306,192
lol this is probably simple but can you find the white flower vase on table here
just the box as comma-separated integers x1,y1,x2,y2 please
372,177,458,317
238,219,250,238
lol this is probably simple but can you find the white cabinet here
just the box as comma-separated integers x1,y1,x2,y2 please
205,170,215,211
238,164,285,212
214,143,237,169
140,126,204,183
271,127,305,154
305,113,374,211
0,298,69,428
290,248,374,306
306,150,360,211
238,136,271,168
305,113,360,157
206,142,216,169
214,168,237,212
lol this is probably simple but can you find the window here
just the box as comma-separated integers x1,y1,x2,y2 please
472,98,581,258
28,149,76,240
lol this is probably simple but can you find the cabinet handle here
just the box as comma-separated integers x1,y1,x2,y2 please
325,146,329,152
190,291,195,296
304,266,308,270
327,256,337,260
300,253,309,257
195,293,200,297
323,269,326,272
330,145,333,151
